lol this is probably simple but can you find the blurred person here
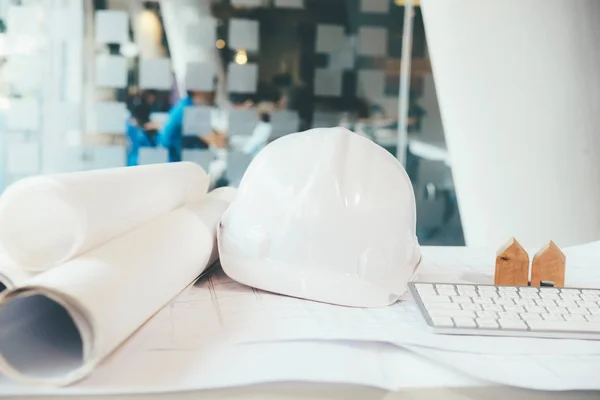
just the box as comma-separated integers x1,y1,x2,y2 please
126,90,162,166
158,89,227,162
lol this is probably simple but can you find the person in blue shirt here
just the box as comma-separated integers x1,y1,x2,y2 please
125,90,162,166
158,90,215,162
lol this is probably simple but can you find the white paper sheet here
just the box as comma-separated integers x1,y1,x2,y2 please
360,0,390,13
227,63,258,93
228,19,259,52
185,18,216,47
407,345,600,391
357,69,385,99
139,58,173,90
0,339,484,395
0,188,236,387
95,54,128,88
274,0,304,8
89,101,127,134
0,162,209,270
157,263,599,358
0,267,484,395
95,10,129,44
185,62,217,91
7,98,40,131
314,69,343,97
316,24,345,54
358,26,388,57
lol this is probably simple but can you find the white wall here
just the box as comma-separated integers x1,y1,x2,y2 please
422,0,600,249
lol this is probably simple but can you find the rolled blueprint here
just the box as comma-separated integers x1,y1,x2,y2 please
0,162,209,271
0,187,236,387
0,251,32,292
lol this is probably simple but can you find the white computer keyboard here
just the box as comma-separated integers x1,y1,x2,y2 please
408,282,600,340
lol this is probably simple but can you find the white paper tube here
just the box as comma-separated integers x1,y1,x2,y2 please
421,0,600,248
0,187,236,387
0,162,209,271
0,251,33,292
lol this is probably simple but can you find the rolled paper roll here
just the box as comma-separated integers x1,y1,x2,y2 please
0,187,236,387
0,162,209,272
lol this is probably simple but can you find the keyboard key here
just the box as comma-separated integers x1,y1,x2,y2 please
525,305,545,313
586,315,600,323
536,299,557,307
473,297,494,305
415,283,434,291
588,307,600,315
438,289,457,296
500,291,520,299
526,320,600,333
461,303,482,311
552,307,570,315
514,298,536,307
567,306,589,315
503,305,524,313
541,313,564,321
497,312,521,320
539,293,560,300
560,294,582,302
429,309,476,319
421,295,451,303
476,318,499,329
431,316,454,327
453,317,477,328
576,300,599,308
476,311,498,319
555,300,577,308
519,287,539,293
499,319,528,330
561,288,581,295
520,292,540,300
482,304,504,312
456,285,475,291
436,284,455,290
564,314,586,322
427,302,461,311
494,298,515,306
539,288,560,295
582,289,600,295
520,312,542,321
451,296,473,304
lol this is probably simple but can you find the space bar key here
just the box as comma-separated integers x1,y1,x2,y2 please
526,321,600,333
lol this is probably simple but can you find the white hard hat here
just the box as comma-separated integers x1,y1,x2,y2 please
218,127,421,307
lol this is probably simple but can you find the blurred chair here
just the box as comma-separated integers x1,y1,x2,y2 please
228,109,259,136
414,159,456,240
226,150,254,187
312,111,342,129
82,146,125,170
270,110,299,138
182,149,213,171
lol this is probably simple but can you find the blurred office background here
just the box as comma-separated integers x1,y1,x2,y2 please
0,0,462,245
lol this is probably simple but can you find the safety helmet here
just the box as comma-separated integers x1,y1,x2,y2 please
218,127,421,307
